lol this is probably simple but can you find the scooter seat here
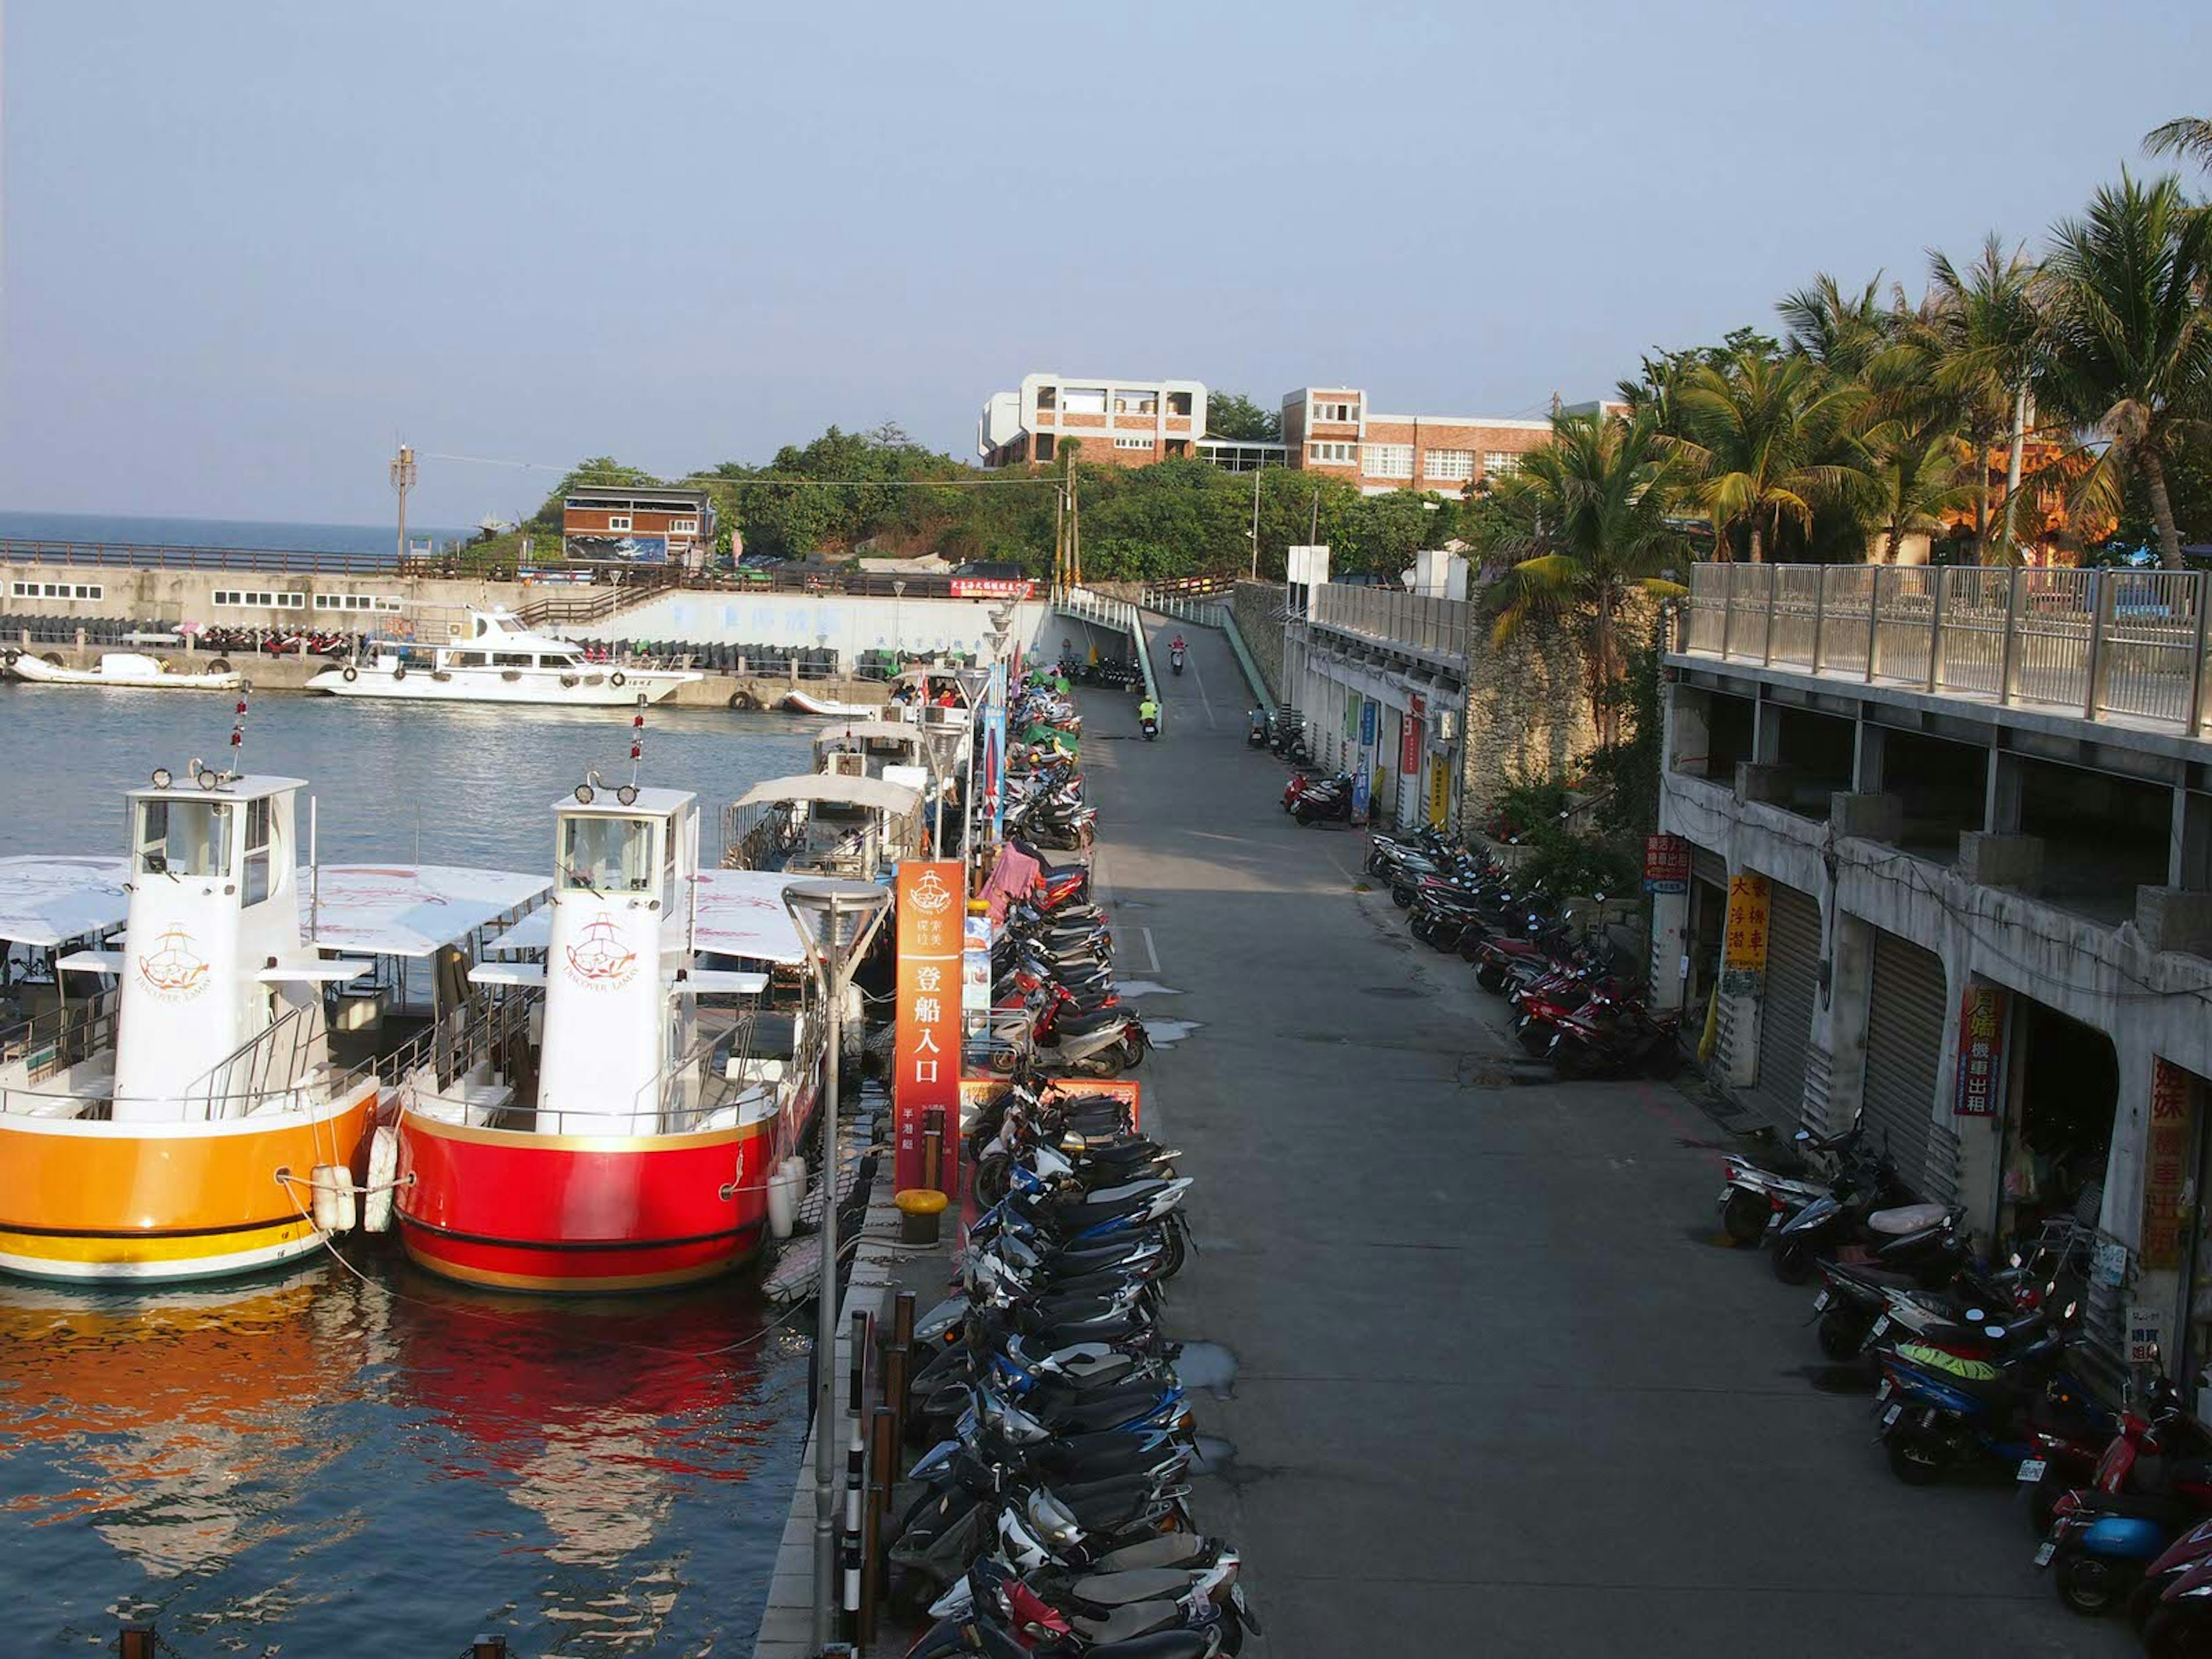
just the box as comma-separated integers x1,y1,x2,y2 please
1074,1604,1198,1648
1868,1203,1952,1236
1070,1567,1205,1608
1081,1633,1209,1659
1093,1535,1211,1573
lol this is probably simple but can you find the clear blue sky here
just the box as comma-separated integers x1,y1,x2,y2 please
3,1,2206,528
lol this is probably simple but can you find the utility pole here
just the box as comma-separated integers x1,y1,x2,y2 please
1248,465,1262,579
390,444,418,565
1309,486,1320,547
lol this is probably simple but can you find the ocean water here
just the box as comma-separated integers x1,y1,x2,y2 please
0,510,467,557
0,691,823,1657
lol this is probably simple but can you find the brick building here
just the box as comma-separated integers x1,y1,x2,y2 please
1282,387,1560,497
978,373,1207,469
562,486,717,567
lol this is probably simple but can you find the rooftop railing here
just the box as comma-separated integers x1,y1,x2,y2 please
1676,562,2212,736
1305,582,1469,666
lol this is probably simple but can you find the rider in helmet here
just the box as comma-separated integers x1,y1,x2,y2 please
1137,696,1160,726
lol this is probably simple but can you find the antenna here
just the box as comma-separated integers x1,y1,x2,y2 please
622,694,646,804
391,444,418,564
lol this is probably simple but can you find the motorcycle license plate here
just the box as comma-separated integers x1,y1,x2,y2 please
2017,1459,2047,1484
2033,1541,2056,1569
1882,1404,1903,1427
1875,1378,1893,1403
1812,1290,1831,1312
1870,1316,1890,1338
1714,1187,1733,1210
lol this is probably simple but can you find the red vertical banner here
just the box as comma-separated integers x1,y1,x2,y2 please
1402,694,1424,773
2142,1058,2196,1269
1953,984,2008,1117
895,859,966,1195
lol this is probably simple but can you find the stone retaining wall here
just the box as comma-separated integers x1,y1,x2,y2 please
1231,581,1285,703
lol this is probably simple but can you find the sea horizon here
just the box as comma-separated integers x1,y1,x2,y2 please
0,507,469,556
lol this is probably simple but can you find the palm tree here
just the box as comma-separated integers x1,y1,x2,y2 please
1779,272,1889,377
1482,410,1688,748
1669,349,1870,563
2146,116,2212,172
2036,172,2212,569
1927,236,2042,563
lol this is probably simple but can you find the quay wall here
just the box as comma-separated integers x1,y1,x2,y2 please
554,592,1051,661
2,558,520,635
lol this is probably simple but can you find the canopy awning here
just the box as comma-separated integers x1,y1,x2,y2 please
309,865,551,959
0,856,131,948
813,720,927,747
733,774,922,815
484,869,811,965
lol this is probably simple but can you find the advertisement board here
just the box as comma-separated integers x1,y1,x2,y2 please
1718,873,1770,996
893,860,966,1194
565,534,671,565
1643,834,1691,895
1953,984,2008,1118
950,578,1035,599
1402,695,1424,774
2143,1058,2197,1268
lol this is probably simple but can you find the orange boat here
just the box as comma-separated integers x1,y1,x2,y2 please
0,767,547,1284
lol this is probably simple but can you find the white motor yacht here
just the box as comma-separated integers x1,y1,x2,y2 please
305,609,699,707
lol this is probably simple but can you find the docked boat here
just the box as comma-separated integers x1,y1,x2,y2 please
392,787,830,1293
305,609,700,707
0,770,548,1283
6,650,243,691
719,771,923,877
781,688,880,717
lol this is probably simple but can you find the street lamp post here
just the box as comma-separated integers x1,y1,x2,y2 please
923,724,965,859
779,878,892,1656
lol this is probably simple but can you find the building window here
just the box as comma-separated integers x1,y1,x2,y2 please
214,589,306,609
1113,436,1153,451
669,518,699,535
313,593,403,612
1035,385,1057,411
1063,387,1108,415
1363,444,1414,480
1312,399,1358,424
1483,451,1524,479
11,581,105,602
1164,439,1188,458
1036,433,1057,462
1308,441,1356,465
1426,449,1475,482
1168,391,1192,416
607,515,632,532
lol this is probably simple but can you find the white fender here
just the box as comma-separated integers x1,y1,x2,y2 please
310,1165,358,1233
766,1161,797,1241
362,1124,400,1234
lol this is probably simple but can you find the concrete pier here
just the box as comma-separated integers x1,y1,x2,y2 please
1079,611,2121,1658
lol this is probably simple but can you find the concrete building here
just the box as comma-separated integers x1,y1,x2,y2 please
562,484,716,567
978,374,1207,469
1660,562,2212,1399
1282,388,1554,497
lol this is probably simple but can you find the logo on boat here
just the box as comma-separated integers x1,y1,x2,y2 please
910,870,956,918
564,916,638,990
137,925,211,1002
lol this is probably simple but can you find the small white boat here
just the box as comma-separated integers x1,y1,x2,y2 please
305,609,700,707
781,688,880,717
5,650,242,691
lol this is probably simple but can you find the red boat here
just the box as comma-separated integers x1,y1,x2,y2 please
393,787,823,1293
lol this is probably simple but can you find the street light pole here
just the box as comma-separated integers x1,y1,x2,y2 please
780,878,892,1657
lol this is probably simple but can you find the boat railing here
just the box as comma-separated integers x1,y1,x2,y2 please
0,992,118,1084
721,800,805,870
179,998,336,1119
376,986,533,1094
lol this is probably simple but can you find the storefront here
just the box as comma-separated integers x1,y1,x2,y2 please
1861,928,1948,1199
1735,880,1820,1131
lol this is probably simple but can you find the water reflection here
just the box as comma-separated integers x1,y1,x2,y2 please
0,1255,805,1654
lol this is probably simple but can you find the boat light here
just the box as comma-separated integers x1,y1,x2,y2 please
574,783,596,805
150,767,172,789
616,784,639,806
199,768,221,791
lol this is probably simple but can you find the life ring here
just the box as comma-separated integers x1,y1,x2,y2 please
208,657,233,674
391,665,407,681
610,671,627,688
341,665,359,682
362,1125,399,1233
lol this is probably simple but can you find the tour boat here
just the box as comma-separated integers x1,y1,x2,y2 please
0,769,548,1283
306,609,700,707
392,787,829,1293
7,650,243,691
722,771,924,877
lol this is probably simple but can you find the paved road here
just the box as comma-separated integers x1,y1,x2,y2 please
1070,612,2127,1658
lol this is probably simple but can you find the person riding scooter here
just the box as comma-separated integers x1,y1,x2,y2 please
1137,698,1160,741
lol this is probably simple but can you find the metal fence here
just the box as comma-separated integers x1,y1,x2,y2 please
1678,562,2212,733
1306,583,1469,664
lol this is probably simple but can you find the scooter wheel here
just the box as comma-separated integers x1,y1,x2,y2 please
974,1154,1010,1207
2142,1602,2212,1656
1816,1305,1866,1359
1158,1223,1187,1279
1391,887,1413,910
1720,1189,1770,1246
1884,1429,1946,1486
1771,1240,1816,1284
2056,1550,2133,1618
1476,964,1509,995
1516,1021,1556,1058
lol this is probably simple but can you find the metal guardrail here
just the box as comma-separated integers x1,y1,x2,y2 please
1307,583,1470,666
1055,586,1157,702
1139,590,1229,627
0,537,407,575
1677,562,2212,733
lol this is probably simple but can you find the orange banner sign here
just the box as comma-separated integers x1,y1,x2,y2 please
2143,1058,2196,1270
895,860,966,1195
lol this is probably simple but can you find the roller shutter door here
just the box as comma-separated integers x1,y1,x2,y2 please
1863,929,1946,1198
1737,881,1819,1130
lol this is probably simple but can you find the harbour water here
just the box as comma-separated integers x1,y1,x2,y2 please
0,688,824,1656
0,509,465,556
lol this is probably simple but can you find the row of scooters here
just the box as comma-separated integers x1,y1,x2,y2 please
888,1065,1247,1656
1358,821,1680,1079
1719,1124,2212,1650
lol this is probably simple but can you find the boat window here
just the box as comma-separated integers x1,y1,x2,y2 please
135,798,232,878
560,815,657,892
242,796,272,906
449,651,490,668
494,653,534,668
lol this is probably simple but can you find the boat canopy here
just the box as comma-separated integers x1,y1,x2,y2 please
482,868,810,965
309,865,552,958
733,774,922,815
0,855,130,947
813,720,927,748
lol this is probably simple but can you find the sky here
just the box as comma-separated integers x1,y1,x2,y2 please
2,0,2207,529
